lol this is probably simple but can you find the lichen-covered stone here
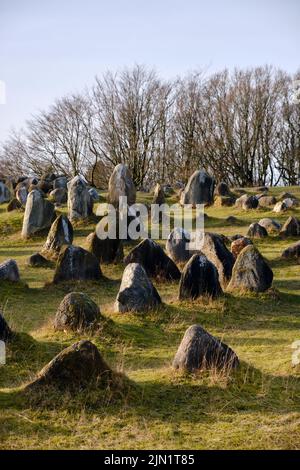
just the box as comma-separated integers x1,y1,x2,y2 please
54,292,102,331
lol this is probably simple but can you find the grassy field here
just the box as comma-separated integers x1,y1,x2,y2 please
0,186,300,450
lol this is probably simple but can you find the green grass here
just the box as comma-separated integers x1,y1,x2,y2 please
0,187,300,449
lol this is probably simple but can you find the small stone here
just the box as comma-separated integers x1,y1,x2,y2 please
246,222,268,238
54,292,102,332
27,253,51,267
0,259,20,282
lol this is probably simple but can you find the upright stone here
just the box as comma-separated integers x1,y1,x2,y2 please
180,170,215,207
227,245,273,292
173,325,239,372
108,164,136,208
21,189,55,238
114,263,161,313
279,216,300,238
0,182,11,203
165,228,193,264
246,223,268,239
53,246,102,283
201,233,234,288
179,254,222,300
41,215,73,260
67,175,92,221
152,183,165,205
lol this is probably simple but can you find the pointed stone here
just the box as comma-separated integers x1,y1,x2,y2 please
179,254,222,300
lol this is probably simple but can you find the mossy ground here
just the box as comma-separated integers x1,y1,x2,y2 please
0,186,299,449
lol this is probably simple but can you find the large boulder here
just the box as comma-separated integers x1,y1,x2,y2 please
21,189,55,238
235,194,258,210
41,215,73,260
273,201,288,213
108,164,136,208
200,233,234,288
258,218,281,234
124,239,181,280
53,246,102,283
54,292,102,332
227,245,273,292
279,216,300,238
0,181,11,203
165,228,193,264
215,181,230,196
180,170,215,207
258,196,277,208
26,340,113,390
231,237,252,259
281,241,300,260
246,222,268,239
0,259,20,282
179,254,222,300
86,231,123,264
53,176,67,189
49,188,67,205
173,325,239,372
67,175,93,221
0,311,12,342
115,263,161,313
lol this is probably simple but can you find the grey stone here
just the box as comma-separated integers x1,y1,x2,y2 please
173,324,239,372
165,228,193,263
0,259,20,282
227,245,273,292
281,241,300,259
53,176,67,189
49,188,67,204
258,196,277,207
279,216,300,238
114,263,161,313
86,231,123,264
41,215,73,260
258,218,281,234
246,222,268,238
180,170,215,207
53,246,102,283
27,253,51,268
200,232,235,288
21,189,55,238
0,182,11,203
16,186,28,206
67,175,93,221
179,253,222,300
88,187,100,202
108,164,136,208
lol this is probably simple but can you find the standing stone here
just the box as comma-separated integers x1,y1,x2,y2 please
114,263,161,313
0,311,12,342
0,259,20,282
67,175,93,221
179,254,222,300
258,218,281,234
246,223,268,239
173,325,239,372
124,239,181,280
200,233,234,288
108,164,136,208
89,187,100,202
227,245,273,292
281,241,300,260
86,231,123,264
215,181,230,196
165,228,193,264
53,246,102,283
0,182,11,203
21,190,55,238
16,186,28,206
180,170,215,207
231,237,252,259
49,188,67,204
26,340,113,390
41,215,73,260
152,183,165,205
279,216,300,238
54,292,102,332
53,176,67,189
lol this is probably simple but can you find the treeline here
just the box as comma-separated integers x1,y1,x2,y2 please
0,65,299,188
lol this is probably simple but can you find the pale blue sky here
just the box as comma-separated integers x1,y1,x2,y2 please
0,0,299,142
